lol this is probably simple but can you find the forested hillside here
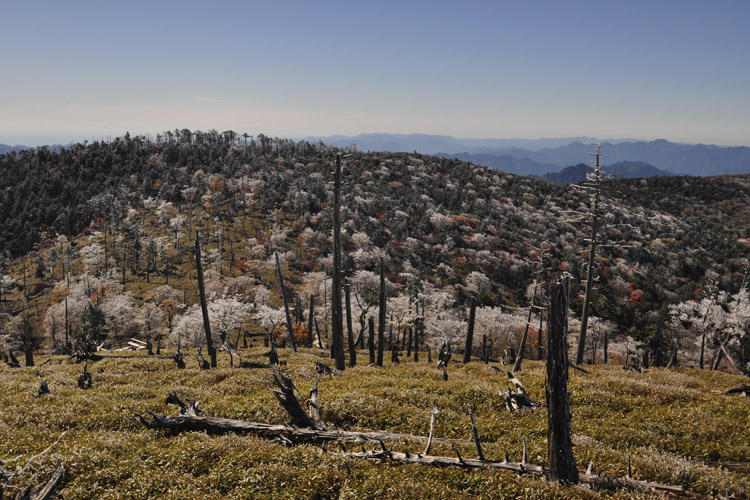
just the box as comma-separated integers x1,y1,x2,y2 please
1,130,748,370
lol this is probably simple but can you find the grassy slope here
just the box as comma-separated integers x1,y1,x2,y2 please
1,350,748,499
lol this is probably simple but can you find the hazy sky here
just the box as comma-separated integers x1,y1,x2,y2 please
1,0,749,146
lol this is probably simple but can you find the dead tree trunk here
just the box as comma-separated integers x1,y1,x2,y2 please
546,274,579,485
345,283,356,367
537,308,544,361
407,326,413,358
514,282,538,372
308,294,315,347
276,252,296,352
463,296,476,363
576,144,602,365
195,232,216,368
414,318,421,362
368,316,376,365
376,257,386,367
331,155,345,370
78,361,92,389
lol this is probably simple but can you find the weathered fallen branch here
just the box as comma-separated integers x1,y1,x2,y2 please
339,449,696,497
135,370,707,499
315,361,339,377
270,366,320,429
700,459,750,474
492,369,539,412
135,407,705,498
724,384,749,397
568,361,590,374
136,412,442,444
165,390,202,416
13,467,65,500
1,433,66,500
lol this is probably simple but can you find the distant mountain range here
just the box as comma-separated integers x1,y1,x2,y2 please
302,133,629,155
541,161,675,184
5,133,750,178
0,143,31,154
306,133,750,178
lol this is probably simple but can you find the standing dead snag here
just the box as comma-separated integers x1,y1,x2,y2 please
514,278,540,372
436,342,451,369
377,257,386,367
345,283,356,367
276,252,297,352
576,144,603,366
331,155,345,371
463,296,477,363
368,316,376,365
467,405,484,461
546,274,578,484
195,232,216,368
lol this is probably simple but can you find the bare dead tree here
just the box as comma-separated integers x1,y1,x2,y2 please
547,274,578,484
307,294,315,347
377,257,386,367
345,283,356,367
276,252,296,352
463,296,477,363
195,231,216,368
576,144,602,365
331,155,345,370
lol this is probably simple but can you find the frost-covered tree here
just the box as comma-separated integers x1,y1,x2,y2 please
170,296,251,349
256,304,287,345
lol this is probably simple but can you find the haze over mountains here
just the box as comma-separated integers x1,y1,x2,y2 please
5,133,750,181
304,133,750,179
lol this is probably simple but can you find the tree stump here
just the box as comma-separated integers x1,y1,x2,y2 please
77,361,92,389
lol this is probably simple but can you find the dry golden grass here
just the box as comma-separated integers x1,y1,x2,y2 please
1,349,749,499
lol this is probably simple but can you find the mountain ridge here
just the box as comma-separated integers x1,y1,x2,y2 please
542,161,675,184
303,134,750,177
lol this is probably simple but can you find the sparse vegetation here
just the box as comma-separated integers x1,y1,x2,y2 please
1,352,748,499
0,132,749,498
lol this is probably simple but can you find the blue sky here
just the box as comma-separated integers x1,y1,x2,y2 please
1,0,749,146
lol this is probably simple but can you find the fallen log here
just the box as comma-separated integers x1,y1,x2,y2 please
1,434,65,500
340,450,695,497
15,466,65,500
315,361,340,377
135,390,707,499
724,384,750,397
136,412,443,444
